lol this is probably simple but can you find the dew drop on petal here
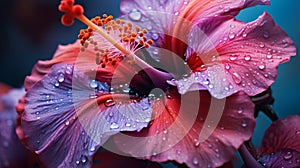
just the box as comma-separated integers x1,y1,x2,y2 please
81,155,87,163
237,107,243,114
125,123,131,127
90,146,95,152
58,74,65,83
192,157,199,165
89,80,98,89
232,72,242,84
65,120,70,126
54,81,60,87
110,122,119,129
241,120,247,128
76,161,80,165
259,43,265,48
259,64,266,70
151,33,159,41
242,33,247,38
244,55,251,61
104,99,115,107
229,54,238,61
229,32,235,39
283,151,293,160
225,64,231,70
129,9,142,21
194,139,200,147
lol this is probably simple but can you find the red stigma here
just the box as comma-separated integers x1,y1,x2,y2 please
58,0,84,26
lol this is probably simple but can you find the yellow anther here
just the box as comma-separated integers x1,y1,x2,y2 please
134,25,140,32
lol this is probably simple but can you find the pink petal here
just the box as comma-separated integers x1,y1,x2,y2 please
0,82,11,111
21,64,152,167
178,12,296,98
260,115,300,155
119,0,270,72
114,90,255,168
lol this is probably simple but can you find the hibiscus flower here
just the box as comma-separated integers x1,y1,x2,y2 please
16,0,295,167
120,0,296,99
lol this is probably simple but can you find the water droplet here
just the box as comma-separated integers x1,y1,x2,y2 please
90,146,95,152
163,130,168,134
259,43,265,48
259,64,266,70
65,121,70,126
162,137,166,141
58,73,65,82
89,80,98,89
208,84,214,89
129,9,142,21
125,123,131,127
232,72,242,84
104,99,115,107
194,139,200,147
241,120,247,128
237,107,243,114
208,143,213,148
242,33,247,38
229,54,238,61
81,156,87,163
110,122,119,129
225,64,231,70
244,55,251,61
230,24,235,28
174,11,179,15
89,94,97,99
54,81,60,87
220,126,225,130
76,160,80,165
283,151,293,160
192,157,199,165
229,32,235,39
151,33,159,41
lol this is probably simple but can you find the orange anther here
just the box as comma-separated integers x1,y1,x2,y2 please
147,39,154,45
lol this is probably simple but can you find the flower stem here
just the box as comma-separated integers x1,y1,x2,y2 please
238,144,264,168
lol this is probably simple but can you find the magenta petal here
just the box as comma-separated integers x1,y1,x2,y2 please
260,115,300,155
114,90,255,168
21,64,152,167
180,12,296,98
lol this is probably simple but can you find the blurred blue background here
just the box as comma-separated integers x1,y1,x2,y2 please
0,0,299,167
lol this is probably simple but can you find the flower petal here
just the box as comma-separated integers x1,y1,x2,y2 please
258,148,300,168
114,90,255,168
260,115,300,155
20,64,152,167
119,0,270,71
179,12,296,98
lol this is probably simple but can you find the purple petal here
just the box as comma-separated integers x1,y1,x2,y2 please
258,148,300,168
175,12,296,98
21,64,152,167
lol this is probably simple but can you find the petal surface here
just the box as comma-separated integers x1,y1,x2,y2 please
176,12,296,98
21,64,152,167
119,0,270,73
260,115,300,155
258,148,300,168
114,90,255,168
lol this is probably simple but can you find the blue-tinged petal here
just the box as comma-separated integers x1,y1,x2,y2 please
258,148,300,168
21,64,152,167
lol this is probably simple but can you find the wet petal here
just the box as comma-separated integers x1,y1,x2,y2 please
258,148,300,168
180,12,296,98
114,90,255,168
20,64,152,167
119,0,270,71
260,115,300,155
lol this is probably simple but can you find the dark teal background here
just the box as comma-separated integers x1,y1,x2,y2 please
0,0,299,167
